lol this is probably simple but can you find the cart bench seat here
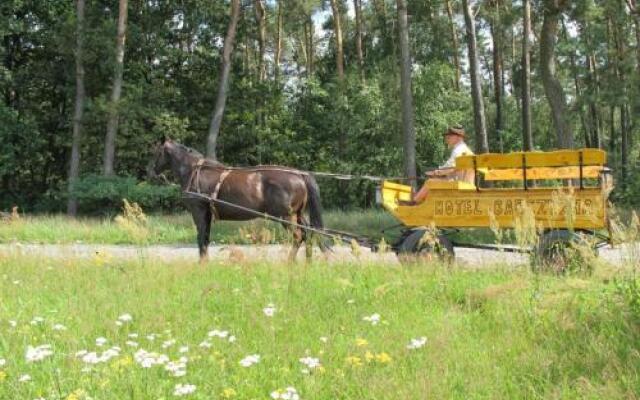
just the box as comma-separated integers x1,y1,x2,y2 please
425,180,476,190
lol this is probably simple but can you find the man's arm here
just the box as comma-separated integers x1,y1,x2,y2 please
426,167,455,177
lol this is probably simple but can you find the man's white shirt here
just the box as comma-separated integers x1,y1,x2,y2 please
440,141,473,169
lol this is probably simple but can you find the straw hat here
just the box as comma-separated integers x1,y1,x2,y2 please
443,125,465,138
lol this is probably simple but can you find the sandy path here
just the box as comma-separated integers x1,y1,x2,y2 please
0,242,635,267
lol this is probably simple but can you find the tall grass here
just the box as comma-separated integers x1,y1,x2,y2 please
0,209,401,246
0,254,638,399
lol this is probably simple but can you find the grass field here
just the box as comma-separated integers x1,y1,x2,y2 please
1,254,639,399
0,209,501,247
0,210,400,245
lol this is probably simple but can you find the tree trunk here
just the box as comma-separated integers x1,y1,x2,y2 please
67,0,86,216
445,0,461,91
373,0,388,48
300,25,309,75
306,16,315,75
522,0,533,151
253,0,266,82
609,107,616,169
624,0,640,70
490,1,504,152
568,50,588,147
621,104,629,188
396,0,416,186
539,0,573,149
103,0,128,176
635,18,640,72
590,55,602,148
462,0,489,153
329,0,345,80
354,0,365,83
275,1,283,80
206,0,241,160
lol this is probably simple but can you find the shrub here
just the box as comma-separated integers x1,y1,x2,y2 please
70,174,182,214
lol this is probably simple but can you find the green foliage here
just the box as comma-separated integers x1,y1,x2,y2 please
1,0,639,212
616,276,640,320
70,174,182,214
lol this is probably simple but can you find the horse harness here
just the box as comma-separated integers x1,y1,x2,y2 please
186,159,308,220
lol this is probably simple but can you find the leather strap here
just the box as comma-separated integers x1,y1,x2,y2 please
212,170,231,200
210,169,232,220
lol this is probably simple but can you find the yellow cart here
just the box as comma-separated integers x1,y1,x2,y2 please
379,149,612,265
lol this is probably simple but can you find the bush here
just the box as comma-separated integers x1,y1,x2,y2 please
70,174,183,214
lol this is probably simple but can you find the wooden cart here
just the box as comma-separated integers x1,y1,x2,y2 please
379,149,612,266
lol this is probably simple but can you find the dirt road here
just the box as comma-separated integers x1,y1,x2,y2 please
1,242,635,267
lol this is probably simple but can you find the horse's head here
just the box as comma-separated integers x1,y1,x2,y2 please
147,136,172,179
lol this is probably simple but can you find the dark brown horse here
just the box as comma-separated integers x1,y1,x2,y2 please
148,138,328,262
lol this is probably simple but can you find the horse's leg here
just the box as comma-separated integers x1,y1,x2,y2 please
284,214,303,263
189,202,212,263
298,214,313,261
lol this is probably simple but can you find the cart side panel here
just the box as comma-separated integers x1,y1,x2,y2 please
390,187,606,230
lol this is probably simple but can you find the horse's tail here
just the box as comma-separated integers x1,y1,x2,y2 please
302,174,332,252
302,173,324,229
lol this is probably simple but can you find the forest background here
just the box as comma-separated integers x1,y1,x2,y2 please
1,0,638,214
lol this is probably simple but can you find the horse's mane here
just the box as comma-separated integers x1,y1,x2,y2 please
174,142,204,158
173,142,225,167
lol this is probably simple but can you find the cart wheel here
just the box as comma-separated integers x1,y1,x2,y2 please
396,229,455,264
533,230,597,273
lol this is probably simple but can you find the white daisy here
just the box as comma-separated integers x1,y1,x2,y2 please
299,356,321,369
134,349,169,368
52,324,66,331
25,344,53,363
362,313,381,325
207,329,229,338
165,360,187,377
406,336,428,350
239,354,260,367
118,313,133,322
263,303,277,317
173,383,196,396
270,387,300,400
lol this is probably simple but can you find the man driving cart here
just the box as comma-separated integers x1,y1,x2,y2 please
408,126,475,205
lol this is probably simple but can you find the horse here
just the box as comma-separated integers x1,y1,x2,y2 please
147,138,329,263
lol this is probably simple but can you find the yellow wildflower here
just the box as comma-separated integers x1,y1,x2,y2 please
221,388,237,398
111,355,133,371
375,352,392,364
66,389,87,400
0,370,6,382
92,251,113,267
345,356,363,368
364,351,374,363
355,338,368,347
